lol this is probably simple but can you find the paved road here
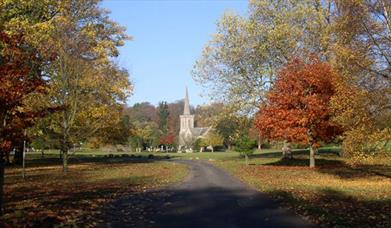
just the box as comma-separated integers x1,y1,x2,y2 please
103,160,314,228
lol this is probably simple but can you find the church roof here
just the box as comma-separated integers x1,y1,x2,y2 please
190,127,210,137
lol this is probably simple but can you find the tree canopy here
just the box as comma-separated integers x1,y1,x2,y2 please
256,58,341,167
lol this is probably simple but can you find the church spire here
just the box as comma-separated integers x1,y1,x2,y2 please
184,86,190,115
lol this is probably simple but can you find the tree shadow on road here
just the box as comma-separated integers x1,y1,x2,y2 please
101,186,313,228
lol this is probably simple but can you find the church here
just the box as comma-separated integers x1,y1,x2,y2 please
178,88,210,152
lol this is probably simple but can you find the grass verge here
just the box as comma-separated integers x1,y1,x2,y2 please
213,152,391,227
2,157,187,227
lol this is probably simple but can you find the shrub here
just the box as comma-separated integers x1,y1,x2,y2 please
193,138,202,152
235,136,256,165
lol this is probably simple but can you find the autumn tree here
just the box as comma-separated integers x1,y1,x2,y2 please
0,32,49,213
214,117,238,150
92,110,132,147
200,131,224,153
126,102,158,123
255,58,341,168
214,114,252,150
126,103,160,150
0,0,63,212
160,133,175,149
193,0,334,114
194,103,224,127
35,0,132,172
193,0,390,164
330,0,391,162
130,121,160,150
193,103,254,150
331,79,391,162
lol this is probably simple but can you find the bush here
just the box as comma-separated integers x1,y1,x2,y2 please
193,138,202,152
261,142,272,149
235,136,256,165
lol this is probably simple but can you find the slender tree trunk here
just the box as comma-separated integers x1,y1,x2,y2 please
13,148,23,165
282,140,288,159
211,146,214,153
245,154,249,165
5,152,9,164
63,150,68,173
258,133,262,150
310,144,316,168
61,110,70,173
0,154,4,215
1,116,6,214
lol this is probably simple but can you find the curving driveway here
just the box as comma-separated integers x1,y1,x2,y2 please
103,160,314,228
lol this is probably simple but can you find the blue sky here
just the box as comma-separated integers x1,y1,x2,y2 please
101,0,248,106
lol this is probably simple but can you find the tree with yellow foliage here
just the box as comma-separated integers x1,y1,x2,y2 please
331,0,391,163
200,131,224,153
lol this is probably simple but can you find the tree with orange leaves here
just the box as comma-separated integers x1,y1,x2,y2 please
255,57,341,168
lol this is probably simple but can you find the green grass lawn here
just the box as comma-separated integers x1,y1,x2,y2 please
3,156,187,227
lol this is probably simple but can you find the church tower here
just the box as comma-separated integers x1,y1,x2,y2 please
178,87,211,152
180,87,194,132
178,87,195,150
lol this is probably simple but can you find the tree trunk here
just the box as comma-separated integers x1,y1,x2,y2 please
310,145,316,168
13,148,23,165
0,155,4,215
61,110,70,173
282,140,293,159
211,146,214,153
245,154,249,165
258,133,262,150
63,150,68,173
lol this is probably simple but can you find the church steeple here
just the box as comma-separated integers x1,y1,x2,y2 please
183,87,190,115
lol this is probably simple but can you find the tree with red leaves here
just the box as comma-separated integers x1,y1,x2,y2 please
255,57,341,168
160,133,176,149
0,32,49,213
